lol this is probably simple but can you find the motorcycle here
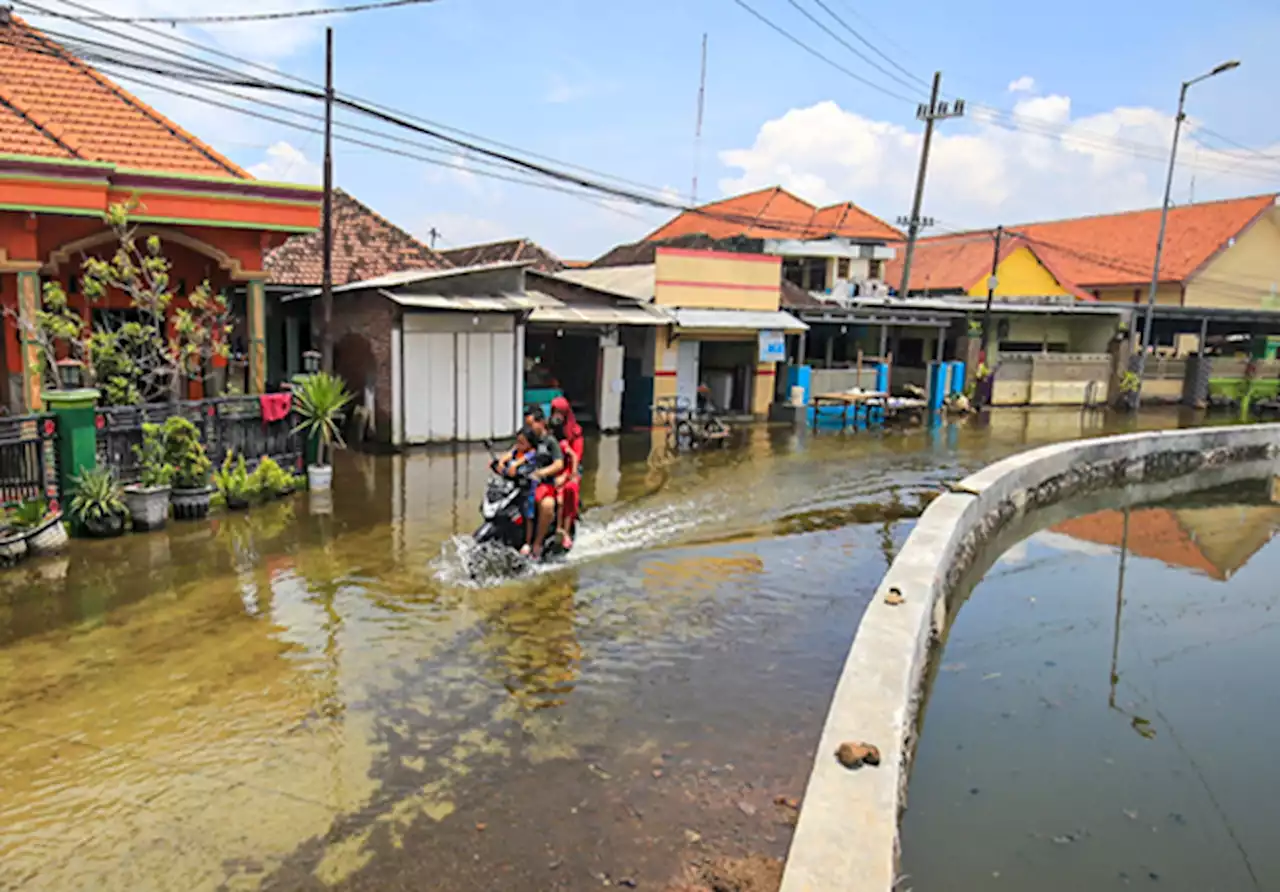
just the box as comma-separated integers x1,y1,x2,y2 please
469,441,575,576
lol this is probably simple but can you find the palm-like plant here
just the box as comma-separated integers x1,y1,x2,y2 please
70,466,126,523
293,372,352,468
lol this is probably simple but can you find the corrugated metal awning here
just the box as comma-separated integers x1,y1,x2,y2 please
670,308,809,332
529,304,667,327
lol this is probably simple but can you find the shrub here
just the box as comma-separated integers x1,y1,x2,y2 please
249,455,295,498
161,415,211,489
214,452,254,506
133,423,175,488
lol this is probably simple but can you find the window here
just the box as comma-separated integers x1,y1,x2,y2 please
782,259,805,289
869,260,884,280
837,257,850,279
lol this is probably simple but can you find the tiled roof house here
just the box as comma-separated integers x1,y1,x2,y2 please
0,14,320,408
266,189,449,287
0,13,247,176
645,186,903,243
894,194,1280,309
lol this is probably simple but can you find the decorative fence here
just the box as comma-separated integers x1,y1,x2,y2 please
96,396,303,484
0,413,59,507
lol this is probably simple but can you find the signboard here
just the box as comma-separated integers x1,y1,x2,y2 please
758,330,786,363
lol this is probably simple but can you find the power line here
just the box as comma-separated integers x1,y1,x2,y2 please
781,0,925,97
0,27,844,238
13,0,679,200
726,0,915,103
806,0,930,91
17,0,438,25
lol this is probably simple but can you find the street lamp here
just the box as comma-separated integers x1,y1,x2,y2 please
1134,60,1240,406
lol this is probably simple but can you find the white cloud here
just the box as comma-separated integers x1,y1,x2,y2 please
718,95,1280,231
248,140,321,183
1007,75,1036,94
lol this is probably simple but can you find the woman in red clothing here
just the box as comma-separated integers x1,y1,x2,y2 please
550,396,583,549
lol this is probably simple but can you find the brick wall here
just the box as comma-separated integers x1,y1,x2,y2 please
311,291,397,443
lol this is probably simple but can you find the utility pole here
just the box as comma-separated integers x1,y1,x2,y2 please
691,33,708,204
896,71,964,298
1134,60,1239,408
320,27,335,374
980,225,1003,357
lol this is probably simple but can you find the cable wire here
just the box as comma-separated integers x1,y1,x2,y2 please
17,0,438,25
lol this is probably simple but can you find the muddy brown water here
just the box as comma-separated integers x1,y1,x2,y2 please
0,409,1218,891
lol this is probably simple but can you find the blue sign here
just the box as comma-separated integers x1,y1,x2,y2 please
758,330,786,363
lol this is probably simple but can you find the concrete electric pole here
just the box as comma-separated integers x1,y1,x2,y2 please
896,71,964,299
320,27,335,374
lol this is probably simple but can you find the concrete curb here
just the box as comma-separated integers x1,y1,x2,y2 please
779,423,1280,892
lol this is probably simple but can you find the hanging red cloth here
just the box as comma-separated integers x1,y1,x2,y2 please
259,392,293,424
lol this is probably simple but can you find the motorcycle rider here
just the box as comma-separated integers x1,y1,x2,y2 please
549,396,583,549
523,407,564,559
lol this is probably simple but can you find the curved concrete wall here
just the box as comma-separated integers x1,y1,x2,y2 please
780,423,1280,892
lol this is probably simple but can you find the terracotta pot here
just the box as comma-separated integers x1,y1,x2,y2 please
170,486,214,521
124,484,172,531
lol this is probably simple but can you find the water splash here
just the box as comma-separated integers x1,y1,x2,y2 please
430,498,724,587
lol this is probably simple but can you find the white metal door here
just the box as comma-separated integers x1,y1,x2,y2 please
491,331,517,438
404,331,456,443
598,344,625,431
676,339,700,409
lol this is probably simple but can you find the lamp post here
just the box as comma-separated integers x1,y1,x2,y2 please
1134,60,1240,407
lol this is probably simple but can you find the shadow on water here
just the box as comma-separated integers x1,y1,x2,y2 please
902,463,1280,892
0,407,1244,891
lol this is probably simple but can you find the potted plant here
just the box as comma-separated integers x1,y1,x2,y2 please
214,452,254,510
10,497,68,555
162,415,214,520
124,422,174,531
70,466,128,538
0,511,28,565
293,372,352,493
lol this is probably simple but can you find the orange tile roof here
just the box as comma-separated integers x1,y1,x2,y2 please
266,189,448,286
645,186,903,243
1051,508,1223,579
0,16,246,177
883,231,1092,299
1011,194,1277,288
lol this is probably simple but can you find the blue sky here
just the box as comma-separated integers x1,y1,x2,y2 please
36,0,1280,259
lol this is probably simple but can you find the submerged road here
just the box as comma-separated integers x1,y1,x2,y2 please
0,408,1210,891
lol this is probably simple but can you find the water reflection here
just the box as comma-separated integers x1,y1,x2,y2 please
0,408,1234,890
903,480,1280,891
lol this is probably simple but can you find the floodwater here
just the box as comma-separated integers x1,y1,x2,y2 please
0,408,1224,891
902,481,1280,891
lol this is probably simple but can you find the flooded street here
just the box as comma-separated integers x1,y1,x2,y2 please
0,409,1220,890
902,481,1280,891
